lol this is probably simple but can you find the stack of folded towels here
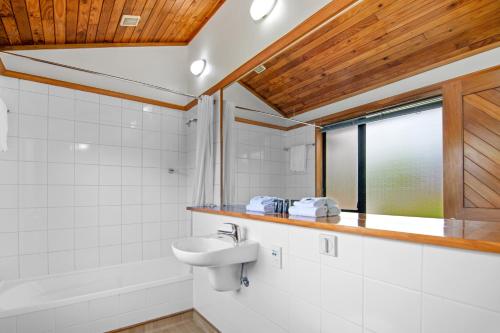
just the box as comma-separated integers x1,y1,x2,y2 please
288,197,341,217
246,196,279,213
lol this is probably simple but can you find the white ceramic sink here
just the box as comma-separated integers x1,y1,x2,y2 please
172,236,258,267
172,235,259,291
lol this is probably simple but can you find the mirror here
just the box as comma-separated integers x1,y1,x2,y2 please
220,81,317,206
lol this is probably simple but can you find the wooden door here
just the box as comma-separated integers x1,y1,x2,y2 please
443,68,500,221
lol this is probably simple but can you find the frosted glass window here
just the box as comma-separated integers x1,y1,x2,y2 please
366,107,443,218
326,126,358,210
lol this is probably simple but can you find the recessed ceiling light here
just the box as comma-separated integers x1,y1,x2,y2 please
120,15,141,27
190,59,207,76
250,0,277,21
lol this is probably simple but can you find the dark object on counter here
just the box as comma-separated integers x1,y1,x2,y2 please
283,199,290,214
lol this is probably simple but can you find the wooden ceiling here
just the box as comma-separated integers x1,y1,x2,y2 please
240,0,500,118
0,0,224,48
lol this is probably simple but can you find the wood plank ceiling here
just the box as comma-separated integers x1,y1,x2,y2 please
0,0,224,47
240,0,500,118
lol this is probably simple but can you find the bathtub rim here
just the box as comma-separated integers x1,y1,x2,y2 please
0,257,192,318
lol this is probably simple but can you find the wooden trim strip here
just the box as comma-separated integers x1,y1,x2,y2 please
2,69,187,110
0,42,188,50
188,207,500,253
235,116,289,131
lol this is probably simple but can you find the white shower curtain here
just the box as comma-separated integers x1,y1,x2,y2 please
192,95,215,206
222,101,236,205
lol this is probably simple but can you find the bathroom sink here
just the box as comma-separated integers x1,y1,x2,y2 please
172,236,258,267
172,234,259,291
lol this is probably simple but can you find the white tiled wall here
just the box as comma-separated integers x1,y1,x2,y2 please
0,76,191,280
0,279,192,333
192,212,500,333
284,125,316,199
232,123,316,204
233,122,287,204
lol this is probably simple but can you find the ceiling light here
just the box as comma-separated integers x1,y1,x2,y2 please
120,15,141,27
250,0,277,21
190,59,206,76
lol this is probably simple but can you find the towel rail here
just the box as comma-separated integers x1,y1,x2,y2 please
283,143,315,151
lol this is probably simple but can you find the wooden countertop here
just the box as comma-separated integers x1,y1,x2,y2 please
187,206,500,254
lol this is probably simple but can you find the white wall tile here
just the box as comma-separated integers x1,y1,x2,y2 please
20,253,48,278
49,250,74,273
48,141,74,163
19,230,46,254
321,310,362,333
76,122,99,144
75,100,99,123
290,255,320,306
48,207,74,229
364,237,422,290
364,278,421,333
48,229,74,251
0,232,19,256
0,208,18,232
423,246,500,312
290,296,320,333
19,115,47,139
48,118,74,141
49,96,75,120
321,266,363,325
19,161,47,184
422,294,500,333
19,91,48,116
48,163,74,184
100,125,121,146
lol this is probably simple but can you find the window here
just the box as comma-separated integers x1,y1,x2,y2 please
324,98,444,218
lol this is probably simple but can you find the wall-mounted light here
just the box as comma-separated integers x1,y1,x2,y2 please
250,0,277,21
190,59,207,76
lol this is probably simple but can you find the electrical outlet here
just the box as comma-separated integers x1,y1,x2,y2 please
271,246,282,269
319,234,337,257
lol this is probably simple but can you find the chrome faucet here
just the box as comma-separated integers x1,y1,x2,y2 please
217,223,241,244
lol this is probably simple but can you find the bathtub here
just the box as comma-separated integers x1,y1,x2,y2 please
0,257,193,333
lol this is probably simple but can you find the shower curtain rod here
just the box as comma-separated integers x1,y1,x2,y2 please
234,105,323,129
1,51,321,129
0,51,200,100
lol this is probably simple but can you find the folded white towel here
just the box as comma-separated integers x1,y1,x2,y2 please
289,206,328,217
246,203,275,213
290,145,306,172
294,197,339,208
250,196,277,205
327,206,341,216
0,98,8,152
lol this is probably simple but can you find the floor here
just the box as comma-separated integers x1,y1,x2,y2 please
111,310,218,333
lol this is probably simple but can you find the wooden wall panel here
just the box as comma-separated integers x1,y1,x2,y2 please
443,68,500,222
0,0,224,48
463,88,500,208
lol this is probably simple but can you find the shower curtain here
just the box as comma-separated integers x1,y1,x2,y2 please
222,101,236,205
192,95,215,206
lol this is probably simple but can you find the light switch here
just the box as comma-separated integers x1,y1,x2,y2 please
271,246,282,269
319,234,337,257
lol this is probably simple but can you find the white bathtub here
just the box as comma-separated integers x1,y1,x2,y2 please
0,257,193,333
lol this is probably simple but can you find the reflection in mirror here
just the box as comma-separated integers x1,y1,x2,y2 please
221,82,316,206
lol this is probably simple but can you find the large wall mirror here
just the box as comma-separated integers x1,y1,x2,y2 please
219,0,500,219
